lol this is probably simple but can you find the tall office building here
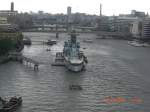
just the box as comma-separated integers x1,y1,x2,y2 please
142,17,150,38
67,6,72,32
67,6,72,23
67,7,71,16
0,2,17,17
100,4,102,17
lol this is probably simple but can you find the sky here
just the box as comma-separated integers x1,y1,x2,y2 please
0,0,150,16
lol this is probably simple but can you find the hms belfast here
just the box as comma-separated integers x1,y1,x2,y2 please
53,31,88,72
63,31,88,72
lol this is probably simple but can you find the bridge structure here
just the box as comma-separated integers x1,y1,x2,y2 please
29,24,66,31
24,24,97,32
24,24,131,38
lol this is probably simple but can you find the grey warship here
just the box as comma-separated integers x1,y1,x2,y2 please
63,31,88,72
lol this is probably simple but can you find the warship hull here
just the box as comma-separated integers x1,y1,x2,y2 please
64,57,85,72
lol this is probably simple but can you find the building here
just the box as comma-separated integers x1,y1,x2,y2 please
67,6,72,23
130,17,150,39
0,2,18,17
97,16,110,31
100,4,102,17
109,16,139,32
67,6,72,32
0,10,18,17
0,17,7,24
131,10,146,17
11,2,14,11
0,16,23,54
0,17,19,33
142,17,150,38
130,19,142,38
97,10,147,33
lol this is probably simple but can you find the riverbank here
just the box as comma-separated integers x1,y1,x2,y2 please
0,43,24,64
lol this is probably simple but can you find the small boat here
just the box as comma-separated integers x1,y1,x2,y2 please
0,96,22,112
128,41,150,47
83,39,93,43
69,85,83,90
23,36,32,45
46,48,51,51
46,39,57,45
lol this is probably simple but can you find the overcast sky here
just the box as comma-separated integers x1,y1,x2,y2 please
0,0,150,16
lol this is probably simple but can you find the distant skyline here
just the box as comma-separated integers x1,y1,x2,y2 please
0,0,150,16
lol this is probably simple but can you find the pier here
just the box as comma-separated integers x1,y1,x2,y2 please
8,52,39,71
51,52,65,66
21,56,39,71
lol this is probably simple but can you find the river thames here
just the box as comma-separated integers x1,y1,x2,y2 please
0,32,150,112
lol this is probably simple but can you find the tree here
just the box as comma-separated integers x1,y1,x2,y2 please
7,13,33,29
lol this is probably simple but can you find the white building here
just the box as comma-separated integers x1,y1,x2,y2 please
130,17,150,39
142,17,150,38
0,17,7,24
130,19,142,38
